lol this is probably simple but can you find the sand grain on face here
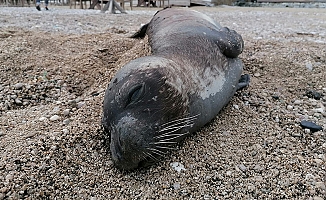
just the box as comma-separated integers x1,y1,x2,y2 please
0,6,325,199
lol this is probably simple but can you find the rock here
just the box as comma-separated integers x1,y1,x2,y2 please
49,115,60,121
238,164,247,172
315,182,325,190
63,109,70,116
62,119,70,125
300,120,323,132
305,62,313,71
14,83,24,89
39,117,47,121
293,100,302,105
170,162,186,172
305,90,322,100
5,174,13,181
62,129,69,134
15,98,22,105
287,105,293,110
77,101,85,108
173,182,180,190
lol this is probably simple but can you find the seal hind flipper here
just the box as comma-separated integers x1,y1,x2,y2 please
237,74,250,91
130,23,149,38
217,27,244,58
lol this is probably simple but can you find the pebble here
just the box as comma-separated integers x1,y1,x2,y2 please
173,182,180,190
77,101,85,108
39,117,47,121
50,115,60,121
238,164,247,172
62,119,71,125
14,83,24,89
293,100,302,105
315,182,325,190
313,197,324,200
300,120,323,132
5,174,13,181
287,105,293,110
313,159,323,165
62,129,69,134
63,109,70,116
170,162,186,172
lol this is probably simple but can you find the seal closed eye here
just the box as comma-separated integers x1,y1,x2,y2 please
126,83,145,107
102,8,249,170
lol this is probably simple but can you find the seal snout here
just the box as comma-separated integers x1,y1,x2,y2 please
110,115,147,170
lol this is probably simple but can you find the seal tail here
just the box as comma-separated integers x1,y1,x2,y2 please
130,23,149,38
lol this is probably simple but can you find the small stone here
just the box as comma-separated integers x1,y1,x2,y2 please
77,101,85,108
313,159,323,165
173,182,180,190
253,164,262,172
15,98,22,105
315,182,326,190
50,115,60,121
14,83,24,89
254,73,261,77
287,105,293,110
306,90,322,100
25,132,36,138
305,62,313,70
313,197,324,200
68,100,77,107
292,132,302,137
62,129,69,134
293,100,302,105
170,162,186,172
304,129,311,134
238,164,247,172
5,174,13,181
52,106,60,114
300,120,323,132
62,119,71,125
314,108,324,113
39,117,47,121
63,109,70,116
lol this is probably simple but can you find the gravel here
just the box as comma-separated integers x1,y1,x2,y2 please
0,5,325,199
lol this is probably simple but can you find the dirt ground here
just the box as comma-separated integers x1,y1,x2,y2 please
0,5,325,199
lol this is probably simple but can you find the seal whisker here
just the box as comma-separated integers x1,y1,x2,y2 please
147,148,166,157
154,126,187,139
158,132,189,142
159,114,200,129
155,145,177,150
158,120,194,133
155,132,188,139
149,141,177,145
143,151,159,161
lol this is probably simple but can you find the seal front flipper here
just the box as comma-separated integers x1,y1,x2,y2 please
237,74,250,91
130,23,149,38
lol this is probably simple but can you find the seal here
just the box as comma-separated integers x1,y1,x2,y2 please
102,8,249,170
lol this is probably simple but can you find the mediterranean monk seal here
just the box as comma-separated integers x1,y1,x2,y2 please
102,8,250,170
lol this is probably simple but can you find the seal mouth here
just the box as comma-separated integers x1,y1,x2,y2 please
109,114,200,170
